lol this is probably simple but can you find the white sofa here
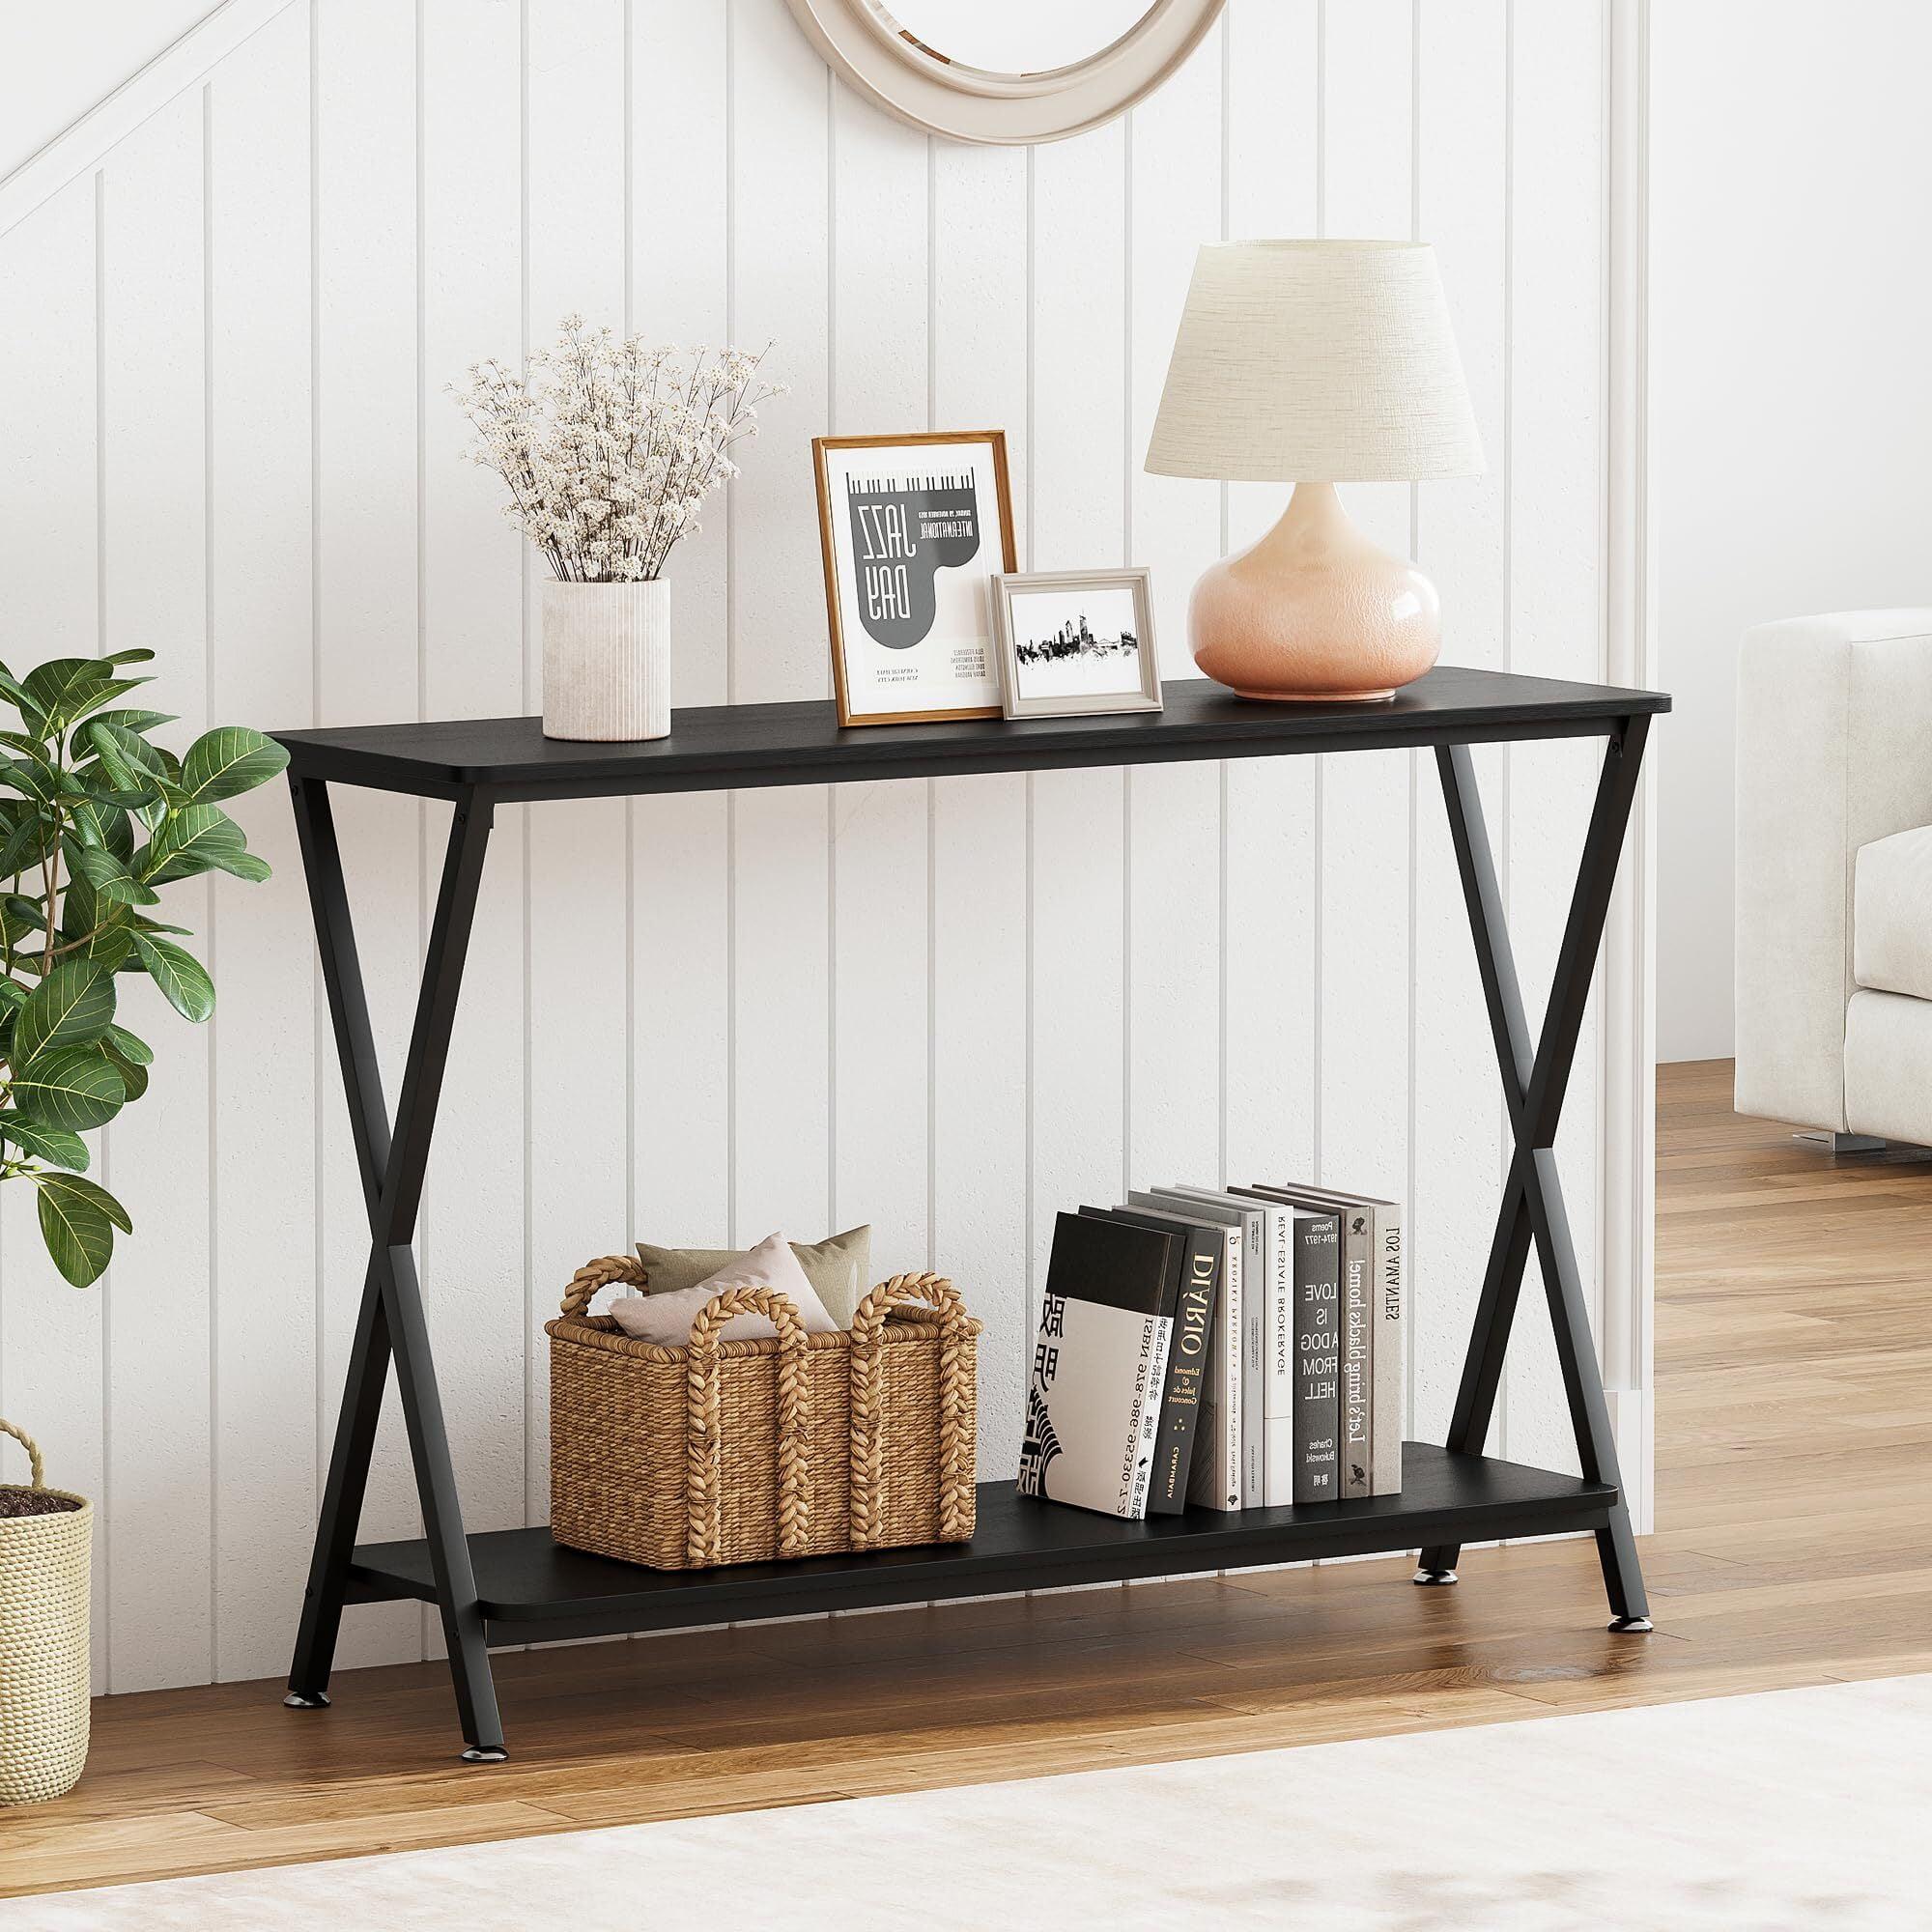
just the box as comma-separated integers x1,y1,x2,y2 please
1736,610,1932,1144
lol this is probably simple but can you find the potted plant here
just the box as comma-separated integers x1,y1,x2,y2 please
452,315,781,742
0,644,285,1804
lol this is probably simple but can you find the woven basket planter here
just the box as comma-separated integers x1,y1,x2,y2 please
548,1260,980,1570
0,1419,91,1806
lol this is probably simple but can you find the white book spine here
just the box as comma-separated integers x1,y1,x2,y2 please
1371,1206,1405,1494
1241,1209,1266,1509
1262,1204,1293,1419
1340,1223,1373,1498
1262,1204,1293,1506
1125,1317,1176,1519
1221,1225,1243,1509
1264,1415,1297,1509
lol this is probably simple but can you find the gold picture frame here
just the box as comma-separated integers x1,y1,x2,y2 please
812,430,1017,727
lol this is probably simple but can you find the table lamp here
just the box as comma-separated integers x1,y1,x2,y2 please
1145,240,1483,701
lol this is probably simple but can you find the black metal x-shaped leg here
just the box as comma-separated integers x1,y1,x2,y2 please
1416,718,1654,1631
281,775,510,1758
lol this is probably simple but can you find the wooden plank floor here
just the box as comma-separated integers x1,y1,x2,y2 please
9,1059,1928,1896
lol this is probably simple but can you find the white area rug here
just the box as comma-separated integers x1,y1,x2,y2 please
13,1676,1928,1930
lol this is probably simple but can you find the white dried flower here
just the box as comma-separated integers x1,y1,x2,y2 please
450,315,785,583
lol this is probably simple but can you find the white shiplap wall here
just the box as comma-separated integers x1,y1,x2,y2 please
0,0,1625,1695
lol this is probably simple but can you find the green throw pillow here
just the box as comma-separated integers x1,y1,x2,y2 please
634,1225,871,1328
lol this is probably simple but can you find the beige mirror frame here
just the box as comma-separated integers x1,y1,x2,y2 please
781,0,1227,146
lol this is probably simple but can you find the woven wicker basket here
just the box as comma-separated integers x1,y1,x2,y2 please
547,1259,980,1570
0,1419,92,1806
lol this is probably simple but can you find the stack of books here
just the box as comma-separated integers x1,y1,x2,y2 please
1014,1182,1405,1520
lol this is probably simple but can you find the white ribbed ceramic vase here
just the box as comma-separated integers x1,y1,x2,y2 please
541,580,671,742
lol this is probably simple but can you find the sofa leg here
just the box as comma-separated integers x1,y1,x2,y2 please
1792,1129,1888,1154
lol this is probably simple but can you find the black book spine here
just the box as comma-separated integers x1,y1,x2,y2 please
1294,1214,1342,1505
1149,1231,1219,1515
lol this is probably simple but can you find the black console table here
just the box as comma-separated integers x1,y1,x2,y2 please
273,666,1669,1761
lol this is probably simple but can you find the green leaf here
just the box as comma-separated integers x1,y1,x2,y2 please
86,721,168,798
88,926,136,972
101,648,156,669
33,1172,130,1287
65,678,150,724
19,657,99,719
132,932,214,1022
14,959,116,1066
87,708,177,736
92,1037,147,1102
19,657,150,735
69,796,134,864
0,1115,89,1171
11,1044,126,1131
138,805,249,883
57,867,100,942
177,726,291,805
103,1021,152,1065
0,668,49,736
0,753,61,807
72,843,159,906
215,849,270,883
0,730,51,761
0,801,46,878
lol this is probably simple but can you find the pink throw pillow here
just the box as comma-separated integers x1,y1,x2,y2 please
608,1230,838,1345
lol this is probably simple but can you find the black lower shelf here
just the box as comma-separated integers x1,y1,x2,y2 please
345,1444,1613,1644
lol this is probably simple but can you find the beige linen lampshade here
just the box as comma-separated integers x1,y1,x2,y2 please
1146,240,1483,700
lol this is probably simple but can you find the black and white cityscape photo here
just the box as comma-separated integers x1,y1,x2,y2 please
1006,582,1152,705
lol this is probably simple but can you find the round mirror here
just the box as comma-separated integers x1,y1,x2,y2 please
876,2,1154,79
784,0,1225,146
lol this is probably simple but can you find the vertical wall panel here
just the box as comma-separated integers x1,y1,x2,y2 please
1317,2,1414,1226
523,0,633,1520
421,0,529,1557
1504,0,1605,1476
631,0,731,1256
1221,0,1320,1190
829,94,929,1277
728,0,833,1244
1126,29,1224,1192
1029,121,1128,1291
314,0,425,1669
4,0,1634,1690
0,176,103,1688
1412,0,1510,1449
99,91,213,1692
931,140,1029,1468
206,5,315,1681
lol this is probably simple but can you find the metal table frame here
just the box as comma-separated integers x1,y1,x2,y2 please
272,668,1664,1760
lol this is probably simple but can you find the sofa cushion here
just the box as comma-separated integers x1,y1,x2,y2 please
1845,988,1932,1142
1854,823,1932,1000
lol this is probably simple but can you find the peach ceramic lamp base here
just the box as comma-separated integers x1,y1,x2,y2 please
1188,481,1442,702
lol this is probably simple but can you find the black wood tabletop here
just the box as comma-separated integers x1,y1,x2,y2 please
274,666,1670,803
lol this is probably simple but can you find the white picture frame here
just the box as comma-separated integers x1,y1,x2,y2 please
990,568,1163,720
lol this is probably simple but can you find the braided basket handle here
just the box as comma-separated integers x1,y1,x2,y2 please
851,1270,968,1341
560,1253,649,1320
848,1273,973,1551
0,1418,44,1491
685,1286,812,1567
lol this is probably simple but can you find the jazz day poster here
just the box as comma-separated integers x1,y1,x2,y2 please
814,432,1016,725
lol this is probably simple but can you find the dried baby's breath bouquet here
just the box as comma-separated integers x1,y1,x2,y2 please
453,315,782,583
